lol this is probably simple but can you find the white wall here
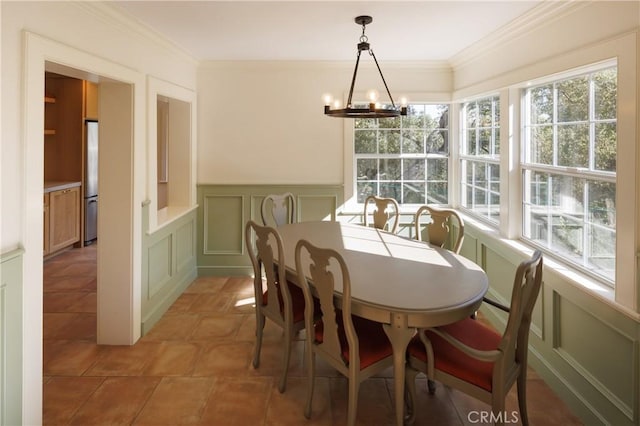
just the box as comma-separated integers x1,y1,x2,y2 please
1,1,197,251
197,61,451,184
1,2,197,423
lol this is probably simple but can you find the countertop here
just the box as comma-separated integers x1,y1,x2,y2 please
44,181,82,193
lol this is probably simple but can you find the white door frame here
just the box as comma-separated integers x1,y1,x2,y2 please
22,32,145,424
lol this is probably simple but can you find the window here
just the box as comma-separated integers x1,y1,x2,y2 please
354,103,449,204
460,96,501,223
522,66,617,284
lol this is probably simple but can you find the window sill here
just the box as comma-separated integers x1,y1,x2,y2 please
148,205,198,235
459,212,640,321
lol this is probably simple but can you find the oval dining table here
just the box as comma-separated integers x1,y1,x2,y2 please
276,220,489,426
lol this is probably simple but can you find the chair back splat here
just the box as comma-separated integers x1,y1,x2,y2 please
414,205,464,254
295,239,393,426
261,192,296,227
405,250,543,426
245,220,307,393
363,195,400,233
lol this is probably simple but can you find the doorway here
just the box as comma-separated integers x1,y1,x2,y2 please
23,32,145,422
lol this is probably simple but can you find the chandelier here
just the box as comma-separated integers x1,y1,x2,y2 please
324,16,407,119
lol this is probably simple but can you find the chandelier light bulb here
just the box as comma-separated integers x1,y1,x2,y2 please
333,99,342,109
323,15,407,119
323,94,333,106
367,89,379,103
400,97,408,107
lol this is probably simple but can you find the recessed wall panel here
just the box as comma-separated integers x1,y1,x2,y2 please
148,235,172,298
554,293,634,414
298,195,338,221
203,195,244,254
175,221,194,271
483,247,516,308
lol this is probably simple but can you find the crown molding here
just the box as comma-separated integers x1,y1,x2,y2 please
199,59,451,71
450,1,590,70
71,2,199,66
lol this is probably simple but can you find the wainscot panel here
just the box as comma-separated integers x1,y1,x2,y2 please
0,248,24,426
141,205,198,335
197,184,343,276
463,220,640,426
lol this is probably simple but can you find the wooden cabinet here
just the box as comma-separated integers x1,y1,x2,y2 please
48,186,80,253
44,95,56,135
83,81,98,120
44,73,83,184
43,193,50,255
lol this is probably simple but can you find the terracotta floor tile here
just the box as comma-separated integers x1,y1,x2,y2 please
43,376,105,425
51,261,97,278
221,276,255,298
67,292,97,313
44,275,95,292
43,246,583,426
133,377,215,425
187,292,234,313
86,341,162,376
329,377,396,425
266,376,333,426
190,313,245,340
167,292,200,313
44,340,103,376
69,376,160,425
141,313,200,341
142,341,202,376
199,377,272,425
192,341,253,377
43,313,79,340
184,276,228,293
43,292,87,313
53,313,96,340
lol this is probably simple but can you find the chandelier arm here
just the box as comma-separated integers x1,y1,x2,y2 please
346,49,363,108
369,50,397,108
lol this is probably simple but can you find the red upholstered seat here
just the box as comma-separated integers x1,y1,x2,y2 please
295,238,394,426
405,251,543,426
262,281,307,323
314,314,393,370
407,317,501,392
246,220,310,394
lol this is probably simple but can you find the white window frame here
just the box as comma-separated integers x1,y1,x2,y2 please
520,63,618,286
459,95,502,224
344,93,453,212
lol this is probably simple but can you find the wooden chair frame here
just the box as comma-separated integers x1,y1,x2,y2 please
261,192,296,227
295,239,393,426
363,195,400,233
405,251,543,426
245,220,304,392
414,205,464,254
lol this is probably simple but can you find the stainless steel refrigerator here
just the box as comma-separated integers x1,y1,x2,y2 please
84,120,98,244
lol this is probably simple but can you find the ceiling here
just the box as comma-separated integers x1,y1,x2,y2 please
114,1,543,62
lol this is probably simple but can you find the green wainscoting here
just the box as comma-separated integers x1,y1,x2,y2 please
460,223,640,426
0,248,23,426
141,205,198,335
197,184,343,276
194,187,640,425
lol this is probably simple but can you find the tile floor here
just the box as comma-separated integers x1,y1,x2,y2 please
43,244,583,425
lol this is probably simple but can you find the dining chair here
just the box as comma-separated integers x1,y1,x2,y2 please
294,239,394,426
363,195,400,233
261,192,296,227
414,205,464,254
245,220,307,393
405,250,543,426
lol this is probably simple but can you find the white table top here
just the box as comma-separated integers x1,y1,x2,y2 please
277,221,489,328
